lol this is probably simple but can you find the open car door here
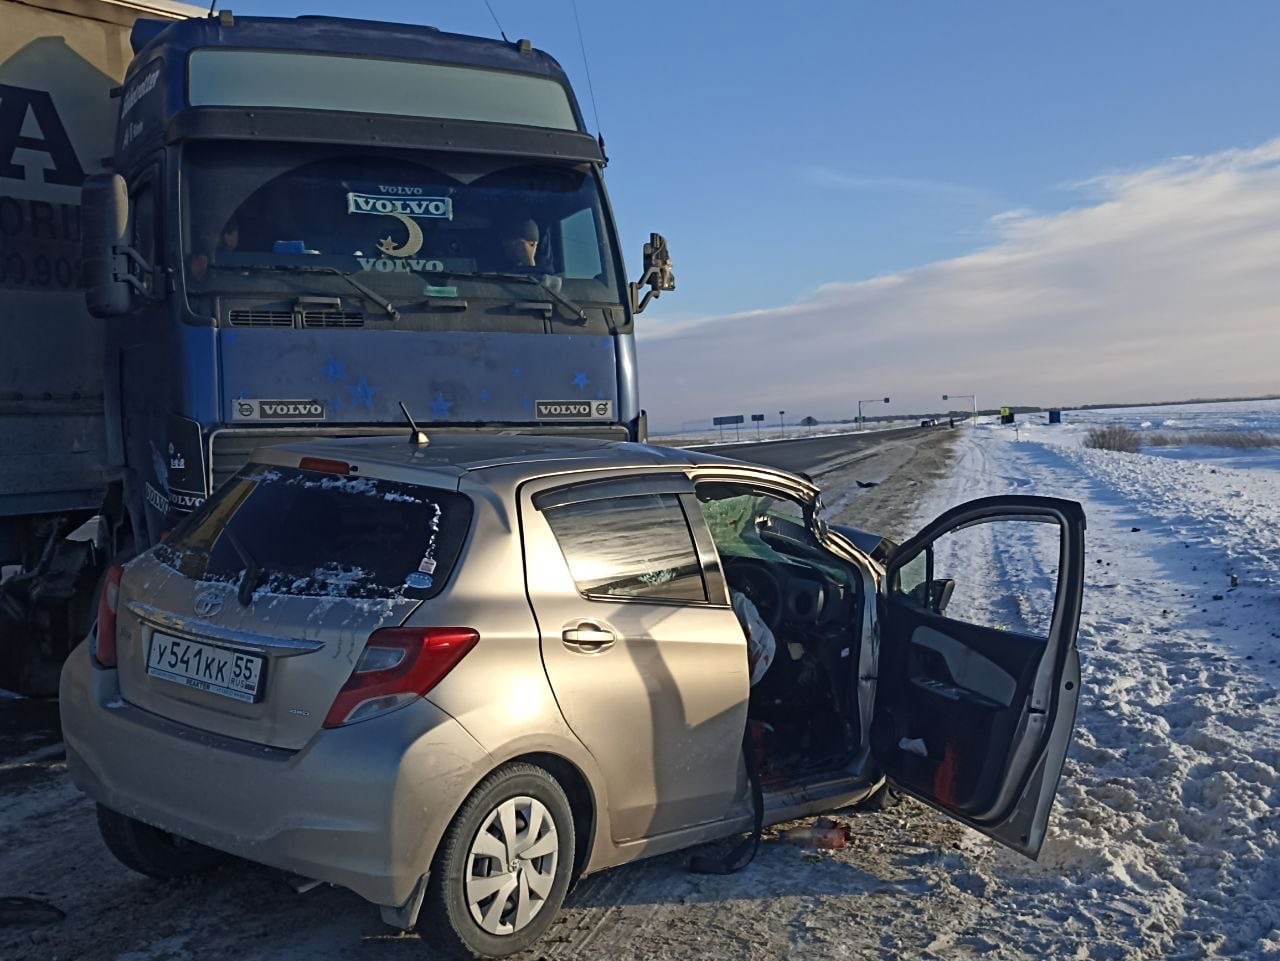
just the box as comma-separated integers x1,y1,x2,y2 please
871,495,1085,858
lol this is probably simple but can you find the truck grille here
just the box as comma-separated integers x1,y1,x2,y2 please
228,309,292,328
227,308,364,328
208,428,404,492
301,309,364,328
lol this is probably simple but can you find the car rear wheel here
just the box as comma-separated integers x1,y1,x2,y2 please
421,763,575,959
96,804,227,880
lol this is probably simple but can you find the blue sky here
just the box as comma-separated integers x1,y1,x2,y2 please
231,1,1280,425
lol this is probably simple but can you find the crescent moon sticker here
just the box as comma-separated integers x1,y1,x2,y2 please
376,213,424,258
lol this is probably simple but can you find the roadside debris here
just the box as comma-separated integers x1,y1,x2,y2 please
778,817,852,850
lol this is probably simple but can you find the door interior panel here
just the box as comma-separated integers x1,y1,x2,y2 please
873,598,1047,818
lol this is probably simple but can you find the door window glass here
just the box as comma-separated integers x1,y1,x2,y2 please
543,493,706,602
897,519,1061,636
130,179,157,292
558,206,603,279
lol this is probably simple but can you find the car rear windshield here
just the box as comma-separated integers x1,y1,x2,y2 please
154,465,472,600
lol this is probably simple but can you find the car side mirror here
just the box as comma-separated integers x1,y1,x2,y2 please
630,232,675,314
929,578,956,615
82,173,153,316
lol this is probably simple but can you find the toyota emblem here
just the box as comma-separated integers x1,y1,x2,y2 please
193,590,224,618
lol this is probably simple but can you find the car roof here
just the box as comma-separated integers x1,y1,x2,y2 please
253,432,812,492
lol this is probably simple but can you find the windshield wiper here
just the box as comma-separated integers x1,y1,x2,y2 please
223,529,265,608
425,270,588,322
213,263,400,320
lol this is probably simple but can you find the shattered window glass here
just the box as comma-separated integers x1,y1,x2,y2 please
155,465,472,599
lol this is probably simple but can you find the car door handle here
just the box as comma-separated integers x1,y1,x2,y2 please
562,625,616,651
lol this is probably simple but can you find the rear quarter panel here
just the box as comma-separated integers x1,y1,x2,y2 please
416,476,614,869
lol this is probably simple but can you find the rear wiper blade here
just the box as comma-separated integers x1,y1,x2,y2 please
223,529,265,607
425,270,587,322
215,263,400,320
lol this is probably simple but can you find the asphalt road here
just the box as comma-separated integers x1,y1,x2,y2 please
685,424,941,476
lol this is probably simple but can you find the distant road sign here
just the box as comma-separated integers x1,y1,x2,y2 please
713,415,745,426
750,414,765,422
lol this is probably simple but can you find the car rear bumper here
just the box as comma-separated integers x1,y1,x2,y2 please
60,641,493,910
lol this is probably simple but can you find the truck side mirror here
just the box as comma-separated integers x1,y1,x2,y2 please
82,173,148,317
629,232,676,314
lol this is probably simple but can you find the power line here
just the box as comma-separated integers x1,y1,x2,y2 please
482,0,509,42
571,0,602,137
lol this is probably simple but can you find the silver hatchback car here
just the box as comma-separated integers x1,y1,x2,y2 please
61,434,1085,958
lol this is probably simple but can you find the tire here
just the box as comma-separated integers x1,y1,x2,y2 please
421,763,576,959
96,804,227,880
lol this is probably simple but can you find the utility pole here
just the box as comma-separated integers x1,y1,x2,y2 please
943,393,976,428
858,396,890,431
779,410,785,439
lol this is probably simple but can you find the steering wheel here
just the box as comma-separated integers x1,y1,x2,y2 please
724,559,784,632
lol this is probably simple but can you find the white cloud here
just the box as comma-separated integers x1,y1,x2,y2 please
800,166,998,205
640,141,1280,428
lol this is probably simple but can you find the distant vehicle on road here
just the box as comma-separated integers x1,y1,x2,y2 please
62,434,1086,958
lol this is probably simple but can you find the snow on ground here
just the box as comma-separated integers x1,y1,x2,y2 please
901,414,1280,959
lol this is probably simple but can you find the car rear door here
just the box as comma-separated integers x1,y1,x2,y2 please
872,495,1085,858
519,472,749,843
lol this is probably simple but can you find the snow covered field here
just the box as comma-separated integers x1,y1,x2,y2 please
1031,398,1280,472
901,408,1280,958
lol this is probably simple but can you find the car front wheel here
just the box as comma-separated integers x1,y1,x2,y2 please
96,804,227,879
421,762,576,959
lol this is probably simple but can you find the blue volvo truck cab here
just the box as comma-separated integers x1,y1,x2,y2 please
0,9,675,692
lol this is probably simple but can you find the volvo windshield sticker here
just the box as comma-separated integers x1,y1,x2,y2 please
376,215,424,258
233,399,326,422
535,400,614,421
347,186,451,263
356,256,445,273
346,188,453,221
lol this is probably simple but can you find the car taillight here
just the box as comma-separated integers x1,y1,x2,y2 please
94,564,125,668
323,627,479,728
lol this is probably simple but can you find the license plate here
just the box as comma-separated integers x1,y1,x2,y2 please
147,633,265,703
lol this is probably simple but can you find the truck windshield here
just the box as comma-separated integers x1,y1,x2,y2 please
181,142,624,310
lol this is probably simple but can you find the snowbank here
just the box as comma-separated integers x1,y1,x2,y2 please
906,418,1280,958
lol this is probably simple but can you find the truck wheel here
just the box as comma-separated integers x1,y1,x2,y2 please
96,804,226,880
421,763,575,959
